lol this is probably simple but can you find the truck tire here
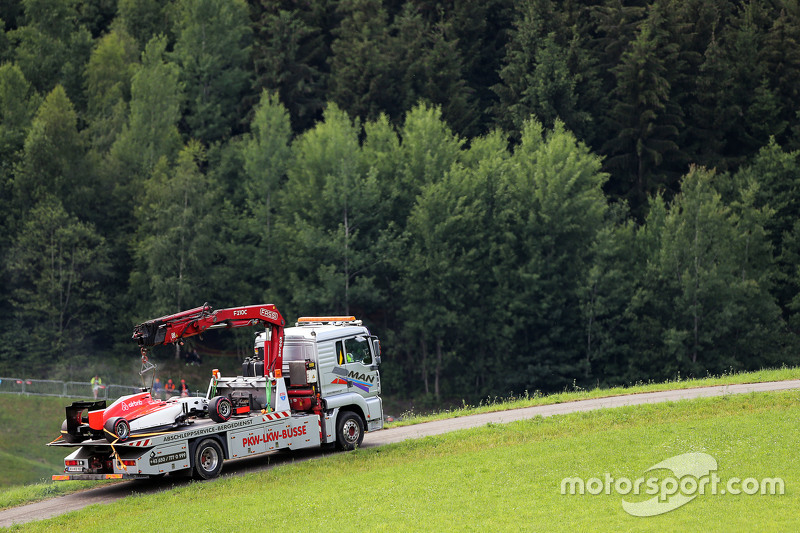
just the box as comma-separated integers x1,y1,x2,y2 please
104,417,130,443
193,439,224,480
208,396,232,423
336,411,364,451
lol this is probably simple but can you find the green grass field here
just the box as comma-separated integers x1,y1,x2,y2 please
387,365,800,426
5,389,799,532
0,396,82,488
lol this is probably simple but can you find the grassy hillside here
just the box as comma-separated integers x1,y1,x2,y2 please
0,396,80,488
6,389,799,531
387,365,800,425
1,366,798,495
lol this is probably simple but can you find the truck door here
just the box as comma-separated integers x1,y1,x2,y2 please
334,336,380,397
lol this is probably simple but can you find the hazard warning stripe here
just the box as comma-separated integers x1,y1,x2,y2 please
261,411,290,422
130,439,151,447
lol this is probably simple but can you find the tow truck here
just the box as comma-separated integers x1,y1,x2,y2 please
49,304,383,480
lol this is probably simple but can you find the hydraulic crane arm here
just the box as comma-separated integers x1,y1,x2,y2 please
132,303,286,377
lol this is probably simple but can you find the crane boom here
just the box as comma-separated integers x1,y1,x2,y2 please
132,303,286,377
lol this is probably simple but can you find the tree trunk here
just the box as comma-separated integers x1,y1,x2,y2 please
421,338,429,395
435,339,443,401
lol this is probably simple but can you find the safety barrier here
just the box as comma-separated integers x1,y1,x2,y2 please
0,377,202,399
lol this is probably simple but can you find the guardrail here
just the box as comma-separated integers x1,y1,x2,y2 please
0,377,203,399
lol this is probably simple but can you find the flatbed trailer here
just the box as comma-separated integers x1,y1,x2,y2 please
50,409,328,480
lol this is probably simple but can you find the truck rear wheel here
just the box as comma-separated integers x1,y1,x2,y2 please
193,439,224,480
208,396,232,423
104,417,130,443
336,411,364,451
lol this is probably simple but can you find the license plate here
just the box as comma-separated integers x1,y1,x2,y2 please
66,466,83,472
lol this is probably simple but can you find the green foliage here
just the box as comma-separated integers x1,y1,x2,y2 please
274,103,386,316
2,197,110,373
1,0,800,404
171,0,252,143
251,1,335,134
130,141,221,319
0,63,39,210
494,0,591,139
602,8,684,217
84,28,138,154
107,34,182,189
628,167,787,380
14,85,91,218
242,90,292,259
9,0,93,108
116,0,172,49
329,1,477,136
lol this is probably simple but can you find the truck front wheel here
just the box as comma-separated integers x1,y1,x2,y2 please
193,439,224,480
336,411,364,451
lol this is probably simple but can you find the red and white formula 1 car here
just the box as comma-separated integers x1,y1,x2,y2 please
61,391,233,443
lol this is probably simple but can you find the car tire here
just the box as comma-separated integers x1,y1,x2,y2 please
208,396,233,423
104,417,130,443
193,438,224,480
336,411,364,451
60,419,84,443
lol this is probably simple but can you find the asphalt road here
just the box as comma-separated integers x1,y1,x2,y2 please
2,379,799,528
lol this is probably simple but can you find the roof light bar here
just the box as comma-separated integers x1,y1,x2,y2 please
296,316,361,326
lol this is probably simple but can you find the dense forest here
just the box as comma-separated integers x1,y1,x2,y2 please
2,0,800,404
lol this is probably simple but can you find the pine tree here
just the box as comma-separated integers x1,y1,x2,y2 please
2,196,111,373
130,141,221,322
391,5,477,137
241,90,292,259
602,13,683,219
274,104,385,317
9,0,93,109
328,0,397,125
762,4,800,148
172,0,252,144
116,0,171,49
250,0,337,134
14,85,90,218
494,0,591,138
107,35,182,189
84,28,138,154
628,167,788,380
499,119,609,392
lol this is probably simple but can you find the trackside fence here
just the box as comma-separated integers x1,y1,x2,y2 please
0,377,204,399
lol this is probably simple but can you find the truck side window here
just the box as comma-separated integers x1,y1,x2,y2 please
344,337,371,365
336,341,345,365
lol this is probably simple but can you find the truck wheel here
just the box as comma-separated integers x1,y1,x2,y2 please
208,396,232,423
104,417,130,443
336,411,364,451
193,439,224,480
